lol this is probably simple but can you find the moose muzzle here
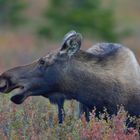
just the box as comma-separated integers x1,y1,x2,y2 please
0,75,28,104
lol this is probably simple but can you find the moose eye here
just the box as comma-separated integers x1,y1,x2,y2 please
39,58,45,65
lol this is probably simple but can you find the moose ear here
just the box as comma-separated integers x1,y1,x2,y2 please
59,30,83,57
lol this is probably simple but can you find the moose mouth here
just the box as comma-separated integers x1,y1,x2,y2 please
0,77,28,104
10,88,28,104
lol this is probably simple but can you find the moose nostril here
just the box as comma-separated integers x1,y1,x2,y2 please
0,78,7,88
0,77,9,93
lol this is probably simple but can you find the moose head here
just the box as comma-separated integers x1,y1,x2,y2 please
0,31,82,104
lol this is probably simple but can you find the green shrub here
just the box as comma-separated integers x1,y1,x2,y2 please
38,0,118,41
0,0,27,27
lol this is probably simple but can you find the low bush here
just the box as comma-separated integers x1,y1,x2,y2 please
0,96,139,140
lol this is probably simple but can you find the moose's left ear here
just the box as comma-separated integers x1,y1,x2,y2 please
59,31,83,57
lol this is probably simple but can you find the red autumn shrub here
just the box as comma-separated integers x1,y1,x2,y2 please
79,107,139,140
0,97,139,140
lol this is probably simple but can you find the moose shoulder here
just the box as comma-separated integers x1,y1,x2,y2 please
0,31,140,121
60,43,140,116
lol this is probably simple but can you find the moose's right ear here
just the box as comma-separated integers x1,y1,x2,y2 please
59,30,83,57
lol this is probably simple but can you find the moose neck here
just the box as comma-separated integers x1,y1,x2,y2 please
59,50,120,108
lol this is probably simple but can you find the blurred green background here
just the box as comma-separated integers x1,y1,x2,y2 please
0,0,140,71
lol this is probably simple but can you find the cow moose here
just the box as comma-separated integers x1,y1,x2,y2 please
0,31,140,125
